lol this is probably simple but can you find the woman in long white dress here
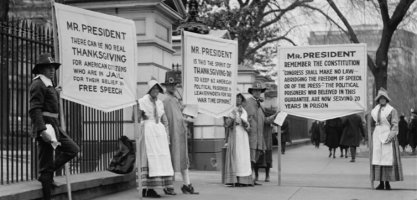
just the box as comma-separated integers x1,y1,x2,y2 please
371,88,403,190
136,79,175,197
224,93,253,186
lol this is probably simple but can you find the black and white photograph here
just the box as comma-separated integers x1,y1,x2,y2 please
0,0,416,199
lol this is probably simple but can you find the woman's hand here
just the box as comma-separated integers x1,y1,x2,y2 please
142,112,148,120
384,131,396,144
40,131,52,143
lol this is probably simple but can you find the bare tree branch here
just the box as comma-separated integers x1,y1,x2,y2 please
260,0,313,29
378,0,390,25
245,36,296,57
326,0,377,75
389,0,415,28
245,26,299,56
301,4,348,35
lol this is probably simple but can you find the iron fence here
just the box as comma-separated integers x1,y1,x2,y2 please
0,19,123,185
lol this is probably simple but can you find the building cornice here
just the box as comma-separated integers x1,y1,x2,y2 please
137,40,176,54
67,0,184,21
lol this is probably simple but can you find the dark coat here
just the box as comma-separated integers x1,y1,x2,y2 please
281,120,291,143
310,121,323,147
244,97,275,151
340,114,365,147
29,78,62,138
409,117,417,148
324,118,342,148
398,117,408,148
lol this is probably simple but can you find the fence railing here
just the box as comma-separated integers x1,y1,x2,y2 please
1,19,123,185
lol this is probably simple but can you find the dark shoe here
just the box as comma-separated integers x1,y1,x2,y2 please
350,159,355,162
340,154,343,157
181,184,199,194
333,154,336,159
253,181,262,186
345,155,348,158
265,176,270,182
385,182,391,190
163,187,177,195
234,183,246,187
375,183,384,190
328,152,332,157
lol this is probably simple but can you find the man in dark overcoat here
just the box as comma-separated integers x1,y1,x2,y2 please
280,119,291,154
29,53,80,200
340,114,365,162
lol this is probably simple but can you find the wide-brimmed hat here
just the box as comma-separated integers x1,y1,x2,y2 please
248,81,266,94
161,70,181,86
32,53,60,74
374,87,391,102
147,78,164,94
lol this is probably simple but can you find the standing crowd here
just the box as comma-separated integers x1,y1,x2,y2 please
29,53,413,199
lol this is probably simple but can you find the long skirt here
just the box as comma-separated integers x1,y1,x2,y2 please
372,138,404,182
224,125,252,185
136,122,174,189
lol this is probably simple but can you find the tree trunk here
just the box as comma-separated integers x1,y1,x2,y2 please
238,37,250,64
374,28,394,93
0,0,9,20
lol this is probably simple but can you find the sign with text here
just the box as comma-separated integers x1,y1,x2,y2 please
277,44,367,120
55,3,137,112
182,31,238,118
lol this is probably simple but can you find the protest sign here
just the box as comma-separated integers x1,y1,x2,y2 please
55,3,137,112
274,112,288,126
182,31,238,118
277,44,367,121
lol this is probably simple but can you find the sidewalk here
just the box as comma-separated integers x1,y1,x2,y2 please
93,144,417,200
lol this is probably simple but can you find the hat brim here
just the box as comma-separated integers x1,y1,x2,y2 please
237,93,246,102
32,63,60,74
147,83,164,94
375,94,391,102
161,82,178,86
248,88,266,94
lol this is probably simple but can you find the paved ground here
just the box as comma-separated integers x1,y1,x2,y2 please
93,144,417,200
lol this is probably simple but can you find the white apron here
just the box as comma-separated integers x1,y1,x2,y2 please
139,95,174,177
234,108,252,176
371,104,394,166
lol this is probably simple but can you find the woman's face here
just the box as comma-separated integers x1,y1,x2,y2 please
166,84,176,94
149,86,160,98
41,65,55,81
251,90,262,99
378,97,387,105
236,95,242,106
